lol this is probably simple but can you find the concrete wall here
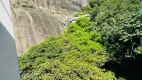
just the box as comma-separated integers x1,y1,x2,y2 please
0,0,20,80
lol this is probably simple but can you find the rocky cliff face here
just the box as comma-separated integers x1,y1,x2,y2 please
11,0,88,56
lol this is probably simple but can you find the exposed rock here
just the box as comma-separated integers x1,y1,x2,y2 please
11,0,88,56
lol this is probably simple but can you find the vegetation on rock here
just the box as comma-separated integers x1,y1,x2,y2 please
19,0,142,80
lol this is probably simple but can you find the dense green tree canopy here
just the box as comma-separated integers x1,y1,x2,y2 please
19,17,116,80
19,0,142,80
80,0,142,57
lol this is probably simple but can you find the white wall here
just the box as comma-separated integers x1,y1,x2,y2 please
0,0,20,80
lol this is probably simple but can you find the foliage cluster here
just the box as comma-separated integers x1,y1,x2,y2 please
19,0,142,80
84,0,142,57
19,17,116,80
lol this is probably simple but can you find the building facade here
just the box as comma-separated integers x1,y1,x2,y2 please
0,0,20,80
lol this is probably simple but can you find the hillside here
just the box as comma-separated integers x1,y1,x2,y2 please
11,0,88,56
